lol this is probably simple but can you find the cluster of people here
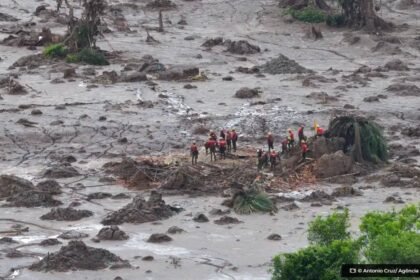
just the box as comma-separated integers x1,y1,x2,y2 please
190,129,238,164
189,123,325,168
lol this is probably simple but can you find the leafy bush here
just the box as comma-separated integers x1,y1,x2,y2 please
233,190,276,215
289,7,326,23
326,14,346,27
272,240,360,280
43,44,67,58
308,209,350,245
65,48,109,66
272,204,420,280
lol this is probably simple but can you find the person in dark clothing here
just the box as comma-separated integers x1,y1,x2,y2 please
190,142,199,165
270,150,278,170
281,138,288,154
257,149,265,171
209,130,217,141
298,125,305,143
231,129,238,152
220,129,226,140
267,132,274,152
218,137,226,159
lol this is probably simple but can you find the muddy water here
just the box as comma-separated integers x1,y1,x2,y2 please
1,0,420,279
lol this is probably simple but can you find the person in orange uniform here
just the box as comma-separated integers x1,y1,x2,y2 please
270,150,278,170
231,129,238,152
287,128,295,150
218,137,226,159
206,137,217,161
300,140,309,161
281,138,288,154
267,132,274,152
190,142,199,165
316,125,324,137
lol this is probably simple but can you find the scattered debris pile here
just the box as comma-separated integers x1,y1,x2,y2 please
101,191,178,225
40,207,93,221
225,40,261,55
259,54,312,74
29,241,130,272
0,175,62,207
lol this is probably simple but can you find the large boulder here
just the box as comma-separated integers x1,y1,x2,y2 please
315,151,353,178
312,137,345,159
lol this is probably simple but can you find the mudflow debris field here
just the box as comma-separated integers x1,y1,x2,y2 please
0,0,419,279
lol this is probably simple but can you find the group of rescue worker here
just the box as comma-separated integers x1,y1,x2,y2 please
190,129,238,165
189,123,325,169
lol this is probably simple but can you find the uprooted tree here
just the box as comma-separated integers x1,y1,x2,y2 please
280,0,392,31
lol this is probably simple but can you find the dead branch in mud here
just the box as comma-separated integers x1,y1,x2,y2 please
0,227,29,235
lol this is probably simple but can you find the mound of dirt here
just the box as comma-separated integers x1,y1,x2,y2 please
259,54,311,74
386,83,420,96
311,137,345,159
97,226,129,240
87,192,113,200
214,216,242,225
157,66,199,81
41,165,80,178
29,241,130,272
202,37,224,48
331,186,363,197
145,0,176,10
371,41,402,55
401,126,420,137
167,226,185,234
101,191,177,225
1,79,27,95
383,59,409,71
0,175,34,198
147,233,172,243
315,151,353,178
6,190,62,207
35,180,62,195
299,190,334,203
159,166,205,194
9,54,51,70
40,207,93,221
234,87,260,98
225,40,260,55
39,239,62,246
0,12,18,22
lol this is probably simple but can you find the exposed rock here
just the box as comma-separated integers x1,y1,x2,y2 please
97,226,129,240
225,40,260,55
371,41,402,55
119,72,148,83
31,109,43,115
386,83,420,97
6,249,25,258
142,256,154,261
101,191,177,225
167,226,185,234
63,68,77,79
222,76,234,81
259,54,311,74
312,137,345,159
39,238,62,246
87,192,113,200
184,83,197,89
331,186,363,197
384,195,404,204
40,207,93,221
58,230,89,240
209,208,231,216
158,66,199,81
281,202,300,211
193,213,209,223
0,175,34,198
236,66,259,74
401,126,420,137
42,165,80,178
6,190,62,207
214,216,242,225
145,0,176,10
380,174,401,187
364,96,380,102
0,237,18,244
267,234,282,241
315,151,353,178
384,59,409,71
147,233,172,243
0,12,19,22
234,87,260,98
29,241,129,271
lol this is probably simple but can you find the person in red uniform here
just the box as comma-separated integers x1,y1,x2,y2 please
231,129,238,152
298,125,305,143
267,132,274,152
281,138,288,154
218,137,226,159
316,125,324,137
190,142,199,165
287,128,295,150
207,137,217,162
301,140,309,161
226,130,232,153
209,130,217,141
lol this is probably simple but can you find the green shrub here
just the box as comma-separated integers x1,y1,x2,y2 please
43,44,67,58
326,14,346,27
290,7,326,23
308,209,350,245
272,240,360,280
65,48,109,65
233,190,276,215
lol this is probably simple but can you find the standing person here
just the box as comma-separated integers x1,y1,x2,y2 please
207,137,217,161
190,142,199,165
226,130,232,153
298,125,305,143
220,129,226,140
231,129,238,152
270,150,278,170
218,137,226,159
316,125,324,137
287,128,295,150
267,132,274,152
300,140,309,161
257,149,266,171
281,138,288,154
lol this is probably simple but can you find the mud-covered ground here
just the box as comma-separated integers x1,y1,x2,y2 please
0,0,419,279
